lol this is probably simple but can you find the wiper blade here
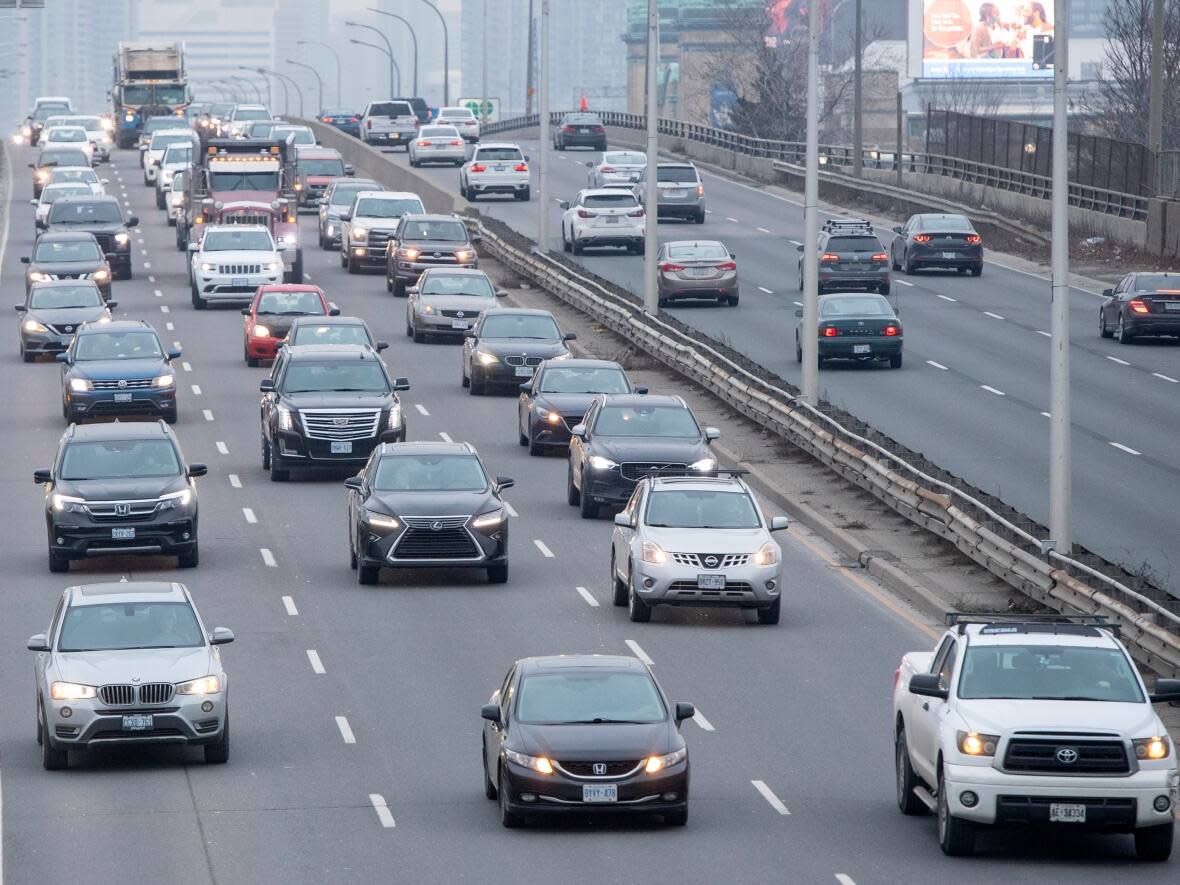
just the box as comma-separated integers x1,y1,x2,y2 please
558,718,648,725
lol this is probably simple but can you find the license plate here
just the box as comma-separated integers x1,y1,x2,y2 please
514,366,534,378
331,440,353,454
493,165,506,172
122,714,153,731
451,320,470,330
665,188,684,197
685,267,713,278
112,527,135,540
697,573,726,590
606,215,620,224
853,344,871,354
113,392,133,402
942,251,957,259
1165,302,1180,311
232,277,247,286
1049,803,1086,823
582,784,618,803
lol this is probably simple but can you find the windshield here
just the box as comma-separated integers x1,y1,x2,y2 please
60,439,181,480
162,146,192,165
516,672,666,724
666,242,729,261
657,166,698,183
58,601,204,653
256,291,325,315
399,220,467,241
75,330,163,361
584,193,637,209
40,185,92,205
594,405,699,438
539,366,629,394
46,128,86,142
149,134,191,150
957,645,1145,703
30,284,103,309
299,159,345,177
33,105,70,123
820,296,894,318
480,314,559,340
420,273,495,297
50,169,97,185
39,150,90,167
420,126,460,138
354,197,423,218
124,85,186,105
439,109,475,120
291,323,370,346
34,240,102,263
282,361,388,393
368,102,412,117
48,202,123,224
474,147,523,162
208,170,280,191
603,151,646,166
371,454,488,491
917,215,973,233
1134,274,1180,292
203,230,274,252
247,122,276,137
646,489,760,528
233,107,271,121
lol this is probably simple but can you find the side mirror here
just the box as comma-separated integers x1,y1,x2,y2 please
33,468,52,484
519,381,532,393
187,242,199,251
463,330,476,338
1102,288,1114,297
769,515,790,531
29,198,37,205
1149,677,1180,703
167,346,182,360
495,290,506,297
187,463,208,478
55,352,71,364
794,308,803,318
209,627,235,645
559,201,570,210
562,332,577,342
407,286,420,296
14,304,26,312
585,161,594,167
908,673,949,700
524,154,530,162
339,211,351,221
106,301,118,309
20,256,30,264
614,512,633,528
274,340,286,349
329,305,341,316
127,215,139,227
27,163,34,168
730,252,736,259
633,385,648,395
705,427,721,441
27,634,50,652
344,475,363,491
35,219,47,230
495,475,515,491
375,341,389,352
570,423,586,438
480,703,501,723
259,378,275,393
674,702,695,722
471,233,482,245
796,244,803,252
240,307,252,315
393,377,410,391
893,226,903,234
344,164,355,176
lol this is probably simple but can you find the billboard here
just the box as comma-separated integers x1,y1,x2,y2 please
919,0,1055,79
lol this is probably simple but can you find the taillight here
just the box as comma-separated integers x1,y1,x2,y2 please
366,119,372,129
418,140,432,147
627,208,645,217
350,116,359,123
823,326,838,337
697,184,704,197
562,125,575,133
965,234,982,244
913,234,931,243
321,116,331,122
884,325,899,337
820,252,839,262
576,209,595,219
716,261,737,270
450,139,463,146
600,166,615,173
513,163,529,172
872,252,888,262
661,262,686,272
592,126,605,132
471,163,486,172
1129,299,1150,314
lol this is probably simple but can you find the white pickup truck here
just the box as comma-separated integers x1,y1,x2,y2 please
892,614,1180,860
359,100,419,150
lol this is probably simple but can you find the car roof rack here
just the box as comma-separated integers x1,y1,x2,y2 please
944,612,1120,638
822,217,874,234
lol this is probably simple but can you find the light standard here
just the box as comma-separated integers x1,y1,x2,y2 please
406,0,450,105
349,38,401,96
264,68,305,118
236,66,270,108
235,76,263,104
296,40,342,106
346,21,396,98
248,66,286,115
367,7,418,97
286,59,324,114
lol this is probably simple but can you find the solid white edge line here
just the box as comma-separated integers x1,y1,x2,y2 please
1,135,14,292
893,279,914,286
751,779,790,815
335,715,357,744
228,473,242,488
307,649,325,674
575,585,599,607
242,507,257,524
216,441,229,455
1110,442,1141,456
503,501,518,518
415,403,429,416
980,385,1005,396
369,793,396,828
438,431,453,443
260,547,277,567
624,639,654,666
925,360,948,370
533,539,555,558
282,595,298,616
692,710,715,731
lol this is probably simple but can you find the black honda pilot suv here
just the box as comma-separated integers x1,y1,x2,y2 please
43,195,139,280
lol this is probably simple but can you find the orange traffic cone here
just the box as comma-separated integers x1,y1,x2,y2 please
579,94,588,112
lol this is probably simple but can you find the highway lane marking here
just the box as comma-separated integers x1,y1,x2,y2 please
575,586,599,607
726,216,740,223
260,548,277,567
625,639,654,666
165,322,174,331
1041,411,1051,418
160,305,169,313
307,650,325,674
438,431,453,442
503,501,518,517
173,340,182,349
143,261,151,269
1110,442,1141,456
787,239,801,246
936,294,956,302
757,286,774,294
893,279,914,286
229,473,242,488
1106,355,1130,366
751,779,790,815
414,403,429,416
369,794,396,828
692,709,715,731
1035,330,1051,337
925,360,948,370
1153,372,1179,383
242,508,257,524
756,226,771,234
140,249,148,256
335,716,357,744
282,596,298,616
983,311,1005,320
203,409,214,422
793,300,803,307
191,384,202,395
533,539,555,558
705,209,714,214
182,362,192,372
215,441,229,455
981,385,1005,396
835,877,857,885
137,237,144,244
153,289,162,297
148,275,156,283
0,136,12,291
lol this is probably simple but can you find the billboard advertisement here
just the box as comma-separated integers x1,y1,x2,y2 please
920,0,1055,79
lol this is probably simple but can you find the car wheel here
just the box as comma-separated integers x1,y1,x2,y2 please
261,436,271,470
22,345,35,363
519,187,530,202
695,210,706,224
572,237,583,256
1116,313,1134,344
879,283,891,296
579,484,599,519
937,766,975,856
527,428,544,456
518,426,528,447
499,766,524,827
611,553,628,606
562,228,571,252
413,324,425,344
386,274,394,293
203,710,229,764
469,370,484,396
755,596,781,625
664,806,688,826
346,255,358,274
269,456,289,482
41,709,68,771
177,541,199,569
461,360,470,388
393,279,406,298
889,353,903,369
155,189,165,209
1098,309,1113,338
566,460,581,506
798,266,804,291
358,563,380,585
1134,822,1174,861
795,335,802,364
895,728,927,815
487,562,509,584
191,284,206,311
890,248,900,271
903,252,916,276
164,410,178,425
628,571,652,623
971,265,983,277
483,739,498,799
349,531,358,570
48,548,69,573
725,294,739,306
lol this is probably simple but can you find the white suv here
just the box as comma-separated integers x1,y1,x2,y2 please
560,188,646,256
188,225,283,310
143,129,196,185
893,614,1180,860
459,143,530,202
339,190,426,274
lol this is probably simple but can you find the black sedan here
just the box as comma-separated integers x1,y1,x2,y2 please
1099,272,1180,344
795,293,903,369
17,280,112,362
889,213,983,276
554,113,607,151
462,309,576,395
480,655,693,828
567,394,719,518
22,232,112,299
518,358,643,455
345,440,513,585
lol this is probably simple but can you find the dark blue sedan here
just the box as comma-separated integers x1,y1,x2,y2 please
58,320,180,424
317,107,361,138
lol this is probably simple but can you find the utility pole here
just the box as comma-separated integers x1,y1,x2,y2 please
536,0,550,252
1048,0,1071,553
1147,0,1164,191
852,0,863,178
481,0,489,122
642,0,659,315
525,0,535,115
801,0,821,405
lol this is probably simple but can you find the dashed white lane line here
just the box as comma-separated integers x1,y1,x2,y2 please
203,409,214,422
692,709,715,731
153,288,162,297
1040,411,1051,418
757,286,774,294
893,279,914,287
936,294,956,302
282,595,299,616
1035,330,1051,337
160,305,169,314
533,539,555,558
242,507,257,524
569,586,599,610
228,473,242,488
725,216,739,223
307,649,325,674
1110,442,1142,456
148,275,156,283
143,261,151,269
335,716,357,744
414,403,429,416
751,779,790,815
260,547,277,567
787,239,801,246
981,385,1005,396
835,876,857,885
173,340,182,349
438,431,453,443
705,209,714,214
1153,372,1179,383
191,384,202,395
182,361,192,372
216,441,229,455
1106,355,1130,366
137,237,145,244
369,794,396,828
165,322,174,331
983,311,1005,320
793,300,803,307
926,360,948,370
503,501,518,518
756,226,771,234
625,639,654,666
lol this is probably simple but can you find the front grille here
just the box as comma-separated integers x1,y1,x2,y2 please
620,462,687,482
671,553,750,569
99,684,177,705
1003,738,1130,774
668,581,754,596
562,414,585,431
366,230,395,254
300,408,381,441
217,263,262,275
91,378,154,390
83,498,162,521
392,518,480,560
92,233,114,253
223,212,270,226
504,356,543,367
558,760,641,778
99,684,135,706
45,323,83,335
441,309,483,319
413,251,461,266
138,683,175,705
92,728,183,740
402,516,469,529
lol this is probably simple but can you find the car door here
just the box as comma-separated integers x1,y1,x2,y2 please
36,592,67,697
485,665,516,785
614,482,645,581
261,351,285,436
571,399,598,490
910,636,956,785
1111,274,1134,323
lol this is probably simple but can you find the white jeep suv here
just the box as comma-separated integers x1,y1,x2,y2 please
188,225,283,310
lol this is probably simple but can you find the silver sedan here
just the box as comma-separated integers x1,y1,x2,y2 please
587,150,647,188
657,240,739,306
408,125,468,167
406,267,502,341
29,581,233,769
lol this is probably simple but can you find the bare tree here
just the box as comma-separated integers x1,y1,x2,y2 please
922,76,1004,118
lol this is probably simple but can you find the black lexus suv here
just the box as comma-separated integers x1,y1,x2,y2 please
345,441,513,585
33,420,206,572
260,344,410,481
43,195,139,280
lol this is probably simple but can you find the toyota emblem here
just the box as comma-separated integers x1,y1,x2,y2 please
333,416,349,427
703,555,719,568
592,763,607,775
430,520,444,531
1055,747,1079,765
117,379,128,389
433,251,441,258
114,503,130,516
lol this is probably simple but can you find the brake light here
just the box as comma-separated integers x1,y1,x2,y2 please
823,326,838,337
514,163,529,172
562,125,575,133
627,208,645,217
697,184,704,197
872,252,888,262
321,116,331,123
350,116,359,123
820,253,840,262
661,263,686,272
1129,299,1150,314
716,261,737,270
600,166,615,173
418,140,432,147
913,234,931,243
450,139,463,146
470,163,486,172
884,325,899,337
965,234,982,244
592,126,605,132
576,209,595,218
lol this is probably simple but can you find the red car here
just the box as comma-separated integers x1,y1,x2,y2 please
242,284,338,366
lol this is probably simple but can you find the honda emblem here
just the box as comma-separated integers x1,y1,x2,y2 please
592,763,607,775
114,503,130,516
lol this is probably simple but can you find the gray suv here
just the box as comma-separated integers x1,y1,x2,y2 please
28,581,233,769
634,162,706,223
798,218,890,295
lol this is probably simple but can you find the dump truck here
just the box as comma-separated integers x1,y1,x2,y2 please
112,42,188,149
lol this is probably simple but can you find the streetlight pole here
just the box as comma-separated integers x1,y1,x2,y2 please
346,21,396,98
481,0,489,122
1147,0,1164,191
297,40,342,105
287,59,323,115
525,0,535,115
256,68,288,116
536,0,549,252
266,69,304,118
852,0,863,178
367,8,419,98
1048,0,1071,552
642,0,659,315
349,38,401,96
800,0,821,405
237,67,269,108
407,0,450,104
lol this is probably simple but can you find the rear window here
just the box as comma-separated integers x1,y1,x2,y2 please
583,193,638,209
1133,274,1180,292
419,126,460,138
439,108,475,120
474,147,523,162
917,215,973,233
820,296,894,318
825,236,883,252
657,166,698,183
666,242,729,261
48,201,123,224
40,149,90,166
368,102,413,118
564,114,602,125
149,133,192,149
603,151,646,166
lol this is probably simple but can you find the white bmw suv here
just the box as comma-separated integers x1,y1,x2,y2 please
188,225,283,310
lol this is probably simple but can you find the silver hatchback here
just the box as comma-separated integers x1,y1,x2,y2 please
29,581,233,769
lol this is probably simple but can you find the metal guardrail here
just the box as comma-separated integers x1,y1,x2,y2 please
472,217,1180,676
483,112,1149,222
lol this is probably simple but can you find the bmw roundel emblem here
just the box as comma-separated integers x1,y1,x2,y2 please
1055,747,1079,764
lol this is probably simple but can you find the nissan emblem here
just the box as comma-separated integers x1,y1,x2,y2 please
703,555,719,568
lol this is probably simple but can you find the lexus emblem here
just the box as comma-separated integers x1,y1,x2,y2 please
114,503,130,516
117,379,128,389
703,555,719,568
430,520,443,531
333,417,349,426
1055,747,1079,765
592,763,607,775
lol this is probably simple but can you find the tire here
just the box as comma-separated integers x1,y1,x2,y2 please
890,249,900,271
572,238,583,256
579,486,599,519
287,252,304,284
499,768,524,827
971,265,982,277
725,294,739,306
1099,309,1113,338
349,531,358,570
269,455,289,482
1116,313,1134,344
177,541,199,569
261,437,271,470
611,553,628,606
903,252,916,276
203,712,230,764
562,229,571,253
386,274,394,293
413,324,425,343
664,806,688,826
519,188,530,202
756,596,781,625
937,767,975,856
518,427,528,447
191,285,206,311
628,571,652,623
48,549,69,573
347,254,358,274
358,563,380,585
879,283,891,296
469,370,484,396
461,362,470,388
340,248,347,268
527,428,543,456
889,353,903,369
695,210,706,224
393,279,405,298
22,347,35,363
483,740,498,799
487,562,509,584
164,410,178,425
566,461,581,506
1134,822,1174,861
155,189,165,209
41,709,68,771
894,728,927,815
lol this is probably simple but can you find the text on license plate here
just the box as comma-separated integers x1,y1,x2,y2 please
112,527,135,540
1049,803,1086,823
232,276,248,286
583,784,618,803
941,251,957,259
493,165,506,171
1165,302,1180,311
113,392,133,402
684,267,713,278
606,215,620,224
122,714,153,731
514,366,534,377
451,320,470,330
331,441,353,454
852,344,871,354
697,573,726,590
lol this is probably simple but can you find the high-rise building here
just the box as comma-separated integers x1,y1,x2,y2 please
276,0,329,113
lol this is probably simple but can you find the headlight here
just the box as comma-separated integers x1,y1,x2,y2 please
52,493,87,513
278,233,297,246
50,681,97,700
641,540,667,564
472,509,505,530
1134,736,1171,760
92,269,110,282
266,261,283,274
28,272,49,282
644,747,687,773
351,226,367,240
477,352,499,366
36,170,49,181
550,352,572,361
176,675,222,695
69,377,92,392
114,232,130,246
689,457,716,472
199,262,217,274
386,403,403,430
505,749,553,775
400,247,421,260
21,125,31,136
277,405,293,431
956,730,999,757
158,488,193,509
752,542,778,567
24,319,48,333
326,223,335,235
153,373,174,388
251,324,271,338
545,410,562,424
363,512,400,531
421,304,435,314
588,455,618,471
161,171,174,185
454,249,475,262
